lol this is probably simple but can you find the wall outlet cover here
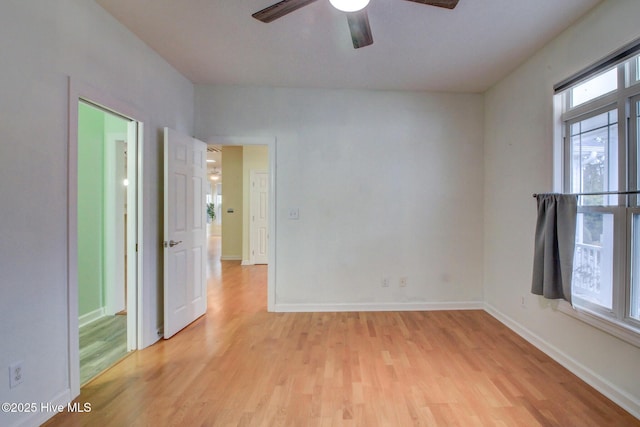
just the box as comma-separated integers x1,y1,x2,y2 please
288,208,300,220
9,361,24,388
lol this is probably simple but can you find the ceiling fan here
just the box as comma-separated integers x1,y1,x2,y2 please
252,0,460,49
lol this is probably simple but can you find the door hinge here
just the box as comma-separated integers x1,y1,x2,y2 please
136,243,138,252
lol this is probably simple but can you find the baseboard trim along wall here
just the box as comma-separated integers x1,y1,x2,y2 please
484,303,640,420
220,256,242,261
274,301,484,313
15,387,72,427
78,307,105,328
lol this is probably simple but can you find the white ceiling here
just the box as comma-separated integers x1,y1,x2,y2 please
96,0,601,93
206,146,222,179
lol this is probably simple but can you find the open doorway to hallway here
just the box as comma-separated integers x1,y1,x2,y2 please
202,136,276,311
205,143,270,307
211,145,269,265
77,100,136,385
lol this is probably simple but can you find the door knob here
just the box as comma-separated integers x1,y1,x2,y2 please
164,240,182,248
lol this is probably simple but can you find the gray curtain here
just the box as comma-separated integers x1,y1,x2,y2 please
531,194,578,303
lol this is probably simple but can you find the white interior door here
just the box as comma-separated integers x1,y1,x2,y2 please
163,127,207,339
250,170,269,265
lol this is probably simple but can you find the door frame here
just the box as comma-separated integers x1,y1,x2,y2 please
103,135,127,316
67,77,145,397
208,136,276,311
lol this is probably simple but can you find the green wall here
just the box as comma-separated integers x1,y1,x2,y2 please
78,102,105,317
77,102,129,318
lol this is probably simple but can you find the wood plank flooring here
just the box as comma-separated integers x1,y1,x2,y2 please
45,236,639,426
79,314,128,386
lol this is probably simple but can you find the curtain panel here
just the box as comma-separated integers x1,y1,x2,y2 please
531,194,578,303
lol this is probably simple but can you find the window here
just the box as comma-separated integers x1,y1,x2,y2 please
557,49,640,340
570,68,617,108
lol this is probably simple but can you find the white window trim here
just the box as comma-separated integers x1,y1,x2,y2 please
557,300,640,348
553,46,640,349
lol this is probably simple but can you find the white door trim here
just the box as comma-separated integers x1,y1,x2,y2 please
205,136,277,312
67,77,145,398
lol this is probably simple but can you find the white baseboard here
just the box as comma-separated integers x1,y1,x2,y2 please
484,303,640,420
274,301,484,313
78,307,105,328
12,387,72,427
220,255,242,261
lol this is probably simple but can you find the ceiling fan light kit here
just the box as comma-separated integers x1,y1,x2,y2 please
252,0,460,49
329,0,370,13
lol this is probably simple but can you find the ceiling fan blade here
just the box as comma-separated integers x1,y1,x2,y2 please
252,0,319,23
346,10,373,49
403,0,460,9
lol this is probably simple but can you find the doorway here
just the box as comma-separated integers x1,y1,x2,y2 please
215,145,268,265
77,100,136,385
206,138,275,311
68,78,144,396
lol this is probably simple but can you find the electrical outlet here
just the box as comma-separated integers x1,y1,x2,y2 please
9,361,23,389
382,278,390,288
399,277,408,287
288,208,300,220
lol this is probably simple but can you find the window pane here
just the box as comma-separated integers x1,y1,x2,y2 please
571,68,618,107
573,212,614,310
570,110,618,205
632,214,640,320
624,55,640,87
637,101,640,197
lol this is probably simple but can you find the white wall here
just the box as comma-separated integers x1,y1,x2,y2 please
484,0,640,417
7,0,638,424
195,86,484,310
0,1,194,426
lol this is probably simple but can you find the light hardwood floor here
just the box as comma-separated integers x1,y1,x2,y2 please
45,236,639,426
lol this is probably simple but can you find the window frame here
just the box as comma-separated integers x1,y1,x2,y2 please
556,51,640,348
571,207,624,317
627,207,640,329
563,103,620,201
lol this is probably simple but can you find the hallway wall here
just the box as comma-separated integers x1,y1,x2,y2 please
0,2,194,426
221,146,243,260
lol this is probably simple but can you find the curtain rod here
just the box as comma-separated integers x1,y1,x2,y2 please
532,190,640,198
553,36,640,93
